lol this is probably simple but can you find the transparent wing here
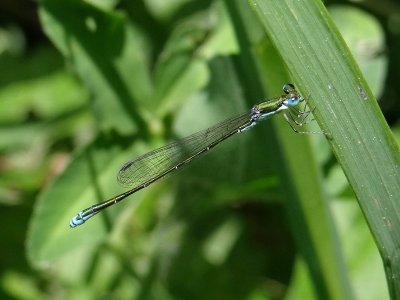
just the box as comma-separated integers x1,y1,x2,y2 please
117,111,252,188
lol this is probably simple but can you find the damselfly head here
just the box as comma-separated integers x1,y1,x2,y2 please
283,83,295,94
282,83,301,107
284,96,301,107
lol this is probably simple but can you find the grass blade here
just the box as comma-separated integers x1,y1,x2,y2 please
249,0,400,297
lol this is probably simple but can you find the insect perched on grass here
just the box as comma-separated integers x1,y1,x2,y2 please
70,83,319,228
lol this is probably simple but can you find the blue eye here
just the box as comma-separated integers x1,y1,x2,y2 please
286,96,300,106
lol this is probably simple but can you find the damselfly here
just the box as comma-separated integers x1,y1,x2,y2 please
70,83,317,228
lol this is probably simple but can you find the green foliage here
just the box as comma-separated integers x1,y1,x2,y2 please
1,0,399,299
249,0,400,298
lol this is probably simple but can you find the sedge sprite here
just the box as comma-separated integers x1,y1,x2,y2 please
70,83,316,228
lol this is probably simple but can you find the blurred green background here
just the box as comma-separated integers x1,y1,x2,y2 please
0,0,399,299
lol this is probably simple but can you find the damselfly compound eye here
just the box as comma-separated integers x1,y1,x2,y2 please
283,83,295,94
